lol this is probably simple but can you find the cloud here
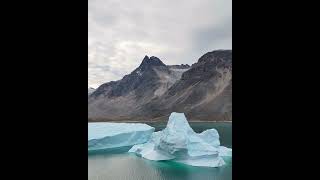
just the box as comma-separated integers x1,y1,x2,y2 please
88,0,232,88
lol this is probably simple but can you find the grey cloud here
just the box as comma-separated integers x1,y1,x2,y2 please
88,0,232,87
192,16,232,51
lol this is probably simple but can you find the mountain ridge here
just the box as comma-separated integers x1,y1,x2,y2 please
88,50,232,121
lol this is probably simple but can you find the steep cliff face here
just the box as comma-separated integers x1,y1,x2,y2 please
142,50,232,121
88,50,232,121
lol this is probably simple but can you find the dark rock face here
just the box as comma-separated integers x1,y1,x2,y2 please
88,50,232,121
141,56,166,69
142,50,232,121
91,55,168,98
88,55,180,120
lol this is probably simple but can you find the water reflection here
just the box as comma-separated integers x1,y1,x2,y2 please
89,153,232,180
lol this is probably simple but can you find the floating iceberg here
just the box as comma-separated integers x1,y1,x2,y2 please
129,112,232,167
88,123,155,152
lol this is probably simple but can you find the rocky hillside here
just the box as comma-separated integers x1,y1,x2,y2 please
88,50,232,121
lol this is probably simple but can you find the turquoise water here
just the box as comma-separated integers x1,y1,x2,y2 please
88,122,232,180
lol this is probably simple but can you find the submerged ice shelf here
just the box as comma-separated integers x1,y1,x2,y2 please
88,123,155,152
129,112,232,167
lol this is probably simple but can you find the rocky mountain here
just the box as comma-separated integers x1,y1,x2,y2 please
167,64,190,69
88,50,232,121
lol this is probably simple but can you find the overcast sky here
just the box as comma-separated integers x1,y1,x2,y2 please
89,0,232,88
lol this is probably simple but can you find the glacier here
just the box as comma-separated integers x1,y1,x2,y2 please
88,123,155,152
129,112,232,167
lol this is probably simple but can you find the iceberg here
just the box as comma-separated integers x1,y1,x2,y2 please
129,112,232,167
88,123,155,152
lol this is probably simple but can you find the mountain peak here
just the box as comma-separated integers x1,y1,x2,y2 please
142,55,149,61
140,55,166,68
198,50,232,63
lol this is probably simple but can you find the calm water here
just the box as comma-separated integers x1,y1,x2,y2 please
88,122,232,180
